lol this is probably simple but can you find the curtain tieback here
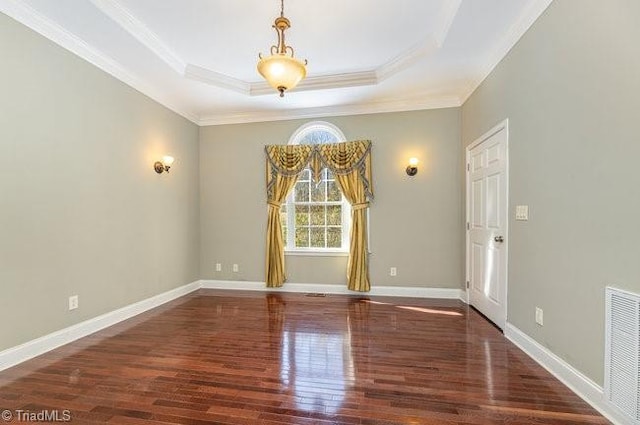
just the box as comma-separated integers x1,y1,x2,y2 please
267,200,282,208
352,202,369,211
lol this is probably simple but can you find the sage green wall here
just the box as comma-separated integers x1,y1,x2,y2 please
462,0,640,385
200,109,463,289
0,13,200,351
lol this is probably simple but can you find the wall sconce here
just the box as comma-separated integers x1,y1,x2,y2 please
406,157,419,176
154,155,174,174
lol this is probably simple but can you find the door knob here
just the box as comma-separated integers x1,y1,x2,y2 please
494,236,504,243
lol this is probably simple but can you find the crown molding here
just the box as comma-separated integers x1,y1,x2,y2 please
376,37,439,83
0,0,199,124
249,70,379,96
185,64,250,95
460,0,554,104
89,0,186,74
433,0,462,47
198,94,462,126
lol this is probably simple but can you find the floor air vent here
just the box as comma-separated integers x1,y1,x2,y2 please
305,293,327,297
605,287,640,424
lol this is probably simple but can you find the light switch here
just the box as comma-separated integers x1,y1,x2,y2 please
515,205,529,221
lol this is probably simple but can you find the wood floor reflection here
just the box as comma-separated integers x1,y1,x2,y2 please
0,290,609,424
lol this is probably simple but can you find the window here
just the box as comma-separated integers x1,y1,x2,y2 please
282,122,351,254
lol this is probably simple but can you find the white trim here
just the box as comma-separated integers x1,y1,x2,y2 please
200,280,464,300
185,64,250,95
466,118,509,151
0,0,199,124
460,0,554,104
285,250,349,257
376,37,438,82
505,323,632,425
89,0,186,74
0,281,200,373
287,121,346,145
250,71,379,96
433,0,462,48
198,95,461,126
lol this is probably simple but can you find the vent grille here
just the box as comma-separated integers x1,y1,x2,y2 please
605,287,640,423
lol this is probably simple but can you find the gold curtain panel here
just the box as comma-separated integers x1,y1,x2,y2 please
264,140,373,291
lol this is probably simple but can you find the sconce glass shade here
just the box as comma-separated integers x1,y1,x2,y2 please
257,54,307,97
154,155,175,174
406,157,419,176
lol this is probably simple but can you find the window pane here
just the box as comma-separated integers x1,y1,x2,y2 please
310,181,326,202
294,181,309,202
326,205,342,225
295,227,309,247
327,227,342,248
310,205,325,226
298,168,310,181
310,227,325,248
295,205,309,226
299,130,339,145
327,181,341,202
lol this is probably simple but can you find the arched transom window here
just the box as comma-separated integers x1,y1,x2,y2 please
283,122,351,253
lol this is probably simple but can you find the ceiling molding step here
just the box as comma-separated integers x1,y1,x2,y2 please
433,0,462,47
89,0,186,75
198,95,462,126
0,0,199,124
376,37,439,83
249,71,379,96
460,0,554,104
185,64,250,95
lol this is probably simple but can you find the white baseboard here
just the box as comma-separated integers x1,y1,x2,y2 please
505,323,632,425
0,281,201,373
200,279,464,300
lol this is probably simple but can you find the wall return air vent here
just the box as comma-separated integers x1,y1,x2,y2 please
605,286,640,424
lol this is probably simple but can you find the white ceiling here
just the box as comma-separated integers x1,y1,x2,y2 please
0,0,553,125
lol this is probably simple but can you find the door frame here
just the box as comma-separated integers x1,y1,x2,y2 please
465,119,510,326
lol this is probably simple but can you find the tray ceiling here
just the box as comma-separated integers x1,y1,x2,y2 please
0,0,553,125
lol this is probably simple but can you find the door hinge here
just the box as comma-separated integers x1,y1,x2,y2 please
466,281,470,289
467,163,470,171
466,222,470,230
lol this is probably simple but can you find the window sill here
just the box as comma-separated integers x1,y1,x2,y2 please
285,250,349,257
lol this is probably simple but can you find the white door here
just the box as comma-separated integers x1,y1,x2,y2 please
466,120,509,330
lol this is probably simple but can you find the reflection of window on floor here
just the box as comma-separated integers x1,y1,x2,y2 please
280,330,354,414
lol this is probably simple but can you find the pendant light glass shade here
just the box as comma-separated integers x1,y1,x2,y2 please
257,53,307,96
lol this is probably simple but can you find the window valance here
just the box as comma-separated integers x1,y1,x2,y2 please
266,140,373,201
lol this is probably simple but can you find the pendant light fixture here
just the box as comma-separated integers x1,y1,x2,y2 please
257,0,307,97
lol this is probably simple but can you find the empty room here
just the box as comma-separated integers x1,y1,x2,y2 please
0,0,638,424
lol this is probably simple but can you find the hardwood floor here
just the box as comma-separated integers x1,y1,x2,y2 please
0,290,609,424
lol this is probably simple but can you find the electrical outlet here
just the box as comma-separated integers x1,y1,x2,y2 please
68,295,79,311
233,264,239,273
535,307,544,326
390,267,397,277
215,263,222,272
